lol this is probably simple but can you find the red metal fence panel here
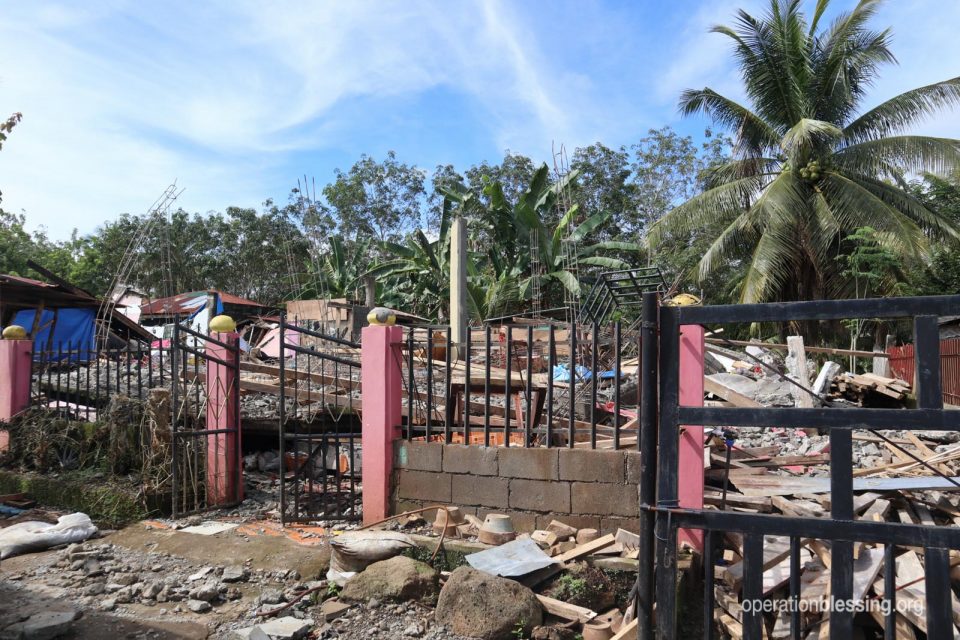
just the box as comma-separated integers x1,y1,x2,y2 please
888,338,960,406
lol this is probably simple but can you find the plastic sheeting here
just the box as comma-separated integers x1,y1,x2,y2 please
0,512,98,560
14,307,96,361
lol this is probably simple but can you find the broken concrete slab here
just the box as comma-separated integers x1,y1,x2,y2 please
255,616,312,639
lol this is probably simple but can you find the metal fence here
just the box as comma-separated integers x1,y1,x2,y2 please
278,316,362,523
643,293,960,640
31,340,171,421
889,336,960,406
397,320,639,449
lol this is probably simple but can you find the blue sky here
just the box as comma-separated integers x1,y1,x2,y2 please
1,0,958,240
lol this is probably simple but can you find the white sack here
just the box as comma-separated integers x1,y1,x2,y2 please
327,530,415,586
0,512,98,560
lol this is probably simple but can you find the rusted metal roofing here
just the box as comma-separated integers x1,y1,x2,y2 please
140,289,270,317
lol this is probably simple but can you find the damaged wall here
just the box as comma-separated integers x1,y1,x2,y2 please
391,441,640,535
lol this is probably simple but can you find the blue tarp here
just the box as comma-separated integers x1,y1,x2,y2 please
551,364,619,382
13,308,96,361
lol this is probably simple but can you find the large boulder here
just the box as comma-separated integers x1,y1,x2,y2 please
340,555,438,603
435,567,543,640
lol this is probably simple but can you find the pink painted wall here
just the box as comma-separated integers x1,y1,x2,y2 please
205,332,242,505
678,324,705,551
0,339,32,452
360,325,403,525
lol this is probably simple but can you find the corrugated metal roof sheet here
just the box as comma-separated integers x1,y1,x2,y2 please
140,290,269,316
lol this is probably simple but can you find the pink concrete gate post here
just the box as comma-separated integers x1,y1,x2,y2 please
360,321,403,525
0,329,32,453
205,331,242,506
678,324,705,551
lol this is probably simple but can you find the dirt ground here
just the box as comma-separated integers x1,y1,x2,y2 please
0,516,335,639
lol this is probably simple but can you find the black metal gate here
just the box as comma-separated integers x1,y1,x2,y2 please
278,316,362,523
639,292,960,639
170,323,242,518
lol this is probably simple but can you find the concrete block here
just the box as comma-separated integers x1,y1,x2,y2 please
396,470,451,503
443,444,498,475
508,478,570,512
600,516,640,536
395,441,443,472
451,474,509,508
571,482,639,517
625,451,642,485
498,447,558,480
559,449,626,483
536,514,600,534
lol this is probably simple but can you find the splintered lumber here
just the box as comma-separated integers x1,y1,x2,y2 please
703,492,773,513
704,376,762,408
535,595,597,623
858,498,891,522
730,474,960,496
240,361,360,392
720,536,791,590
556,534,616,563
705,337,889,359
771,496,824,518
610,618,637,640
786,336,815,409
763,548,814,596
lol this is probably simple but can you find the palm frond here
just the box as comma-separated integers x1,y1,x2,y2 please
678,88,781,155
842,78,960,143
834,136,960,177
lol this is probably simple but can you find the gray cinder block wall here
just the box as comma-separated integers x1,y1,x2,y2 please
391,441,641,534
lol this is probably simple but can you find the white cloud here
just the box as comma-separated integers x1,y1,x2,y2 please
0,0,579,238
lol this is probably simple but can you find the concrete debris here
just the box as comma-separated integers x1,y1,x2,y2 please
340,556,439,603
435,566,543,640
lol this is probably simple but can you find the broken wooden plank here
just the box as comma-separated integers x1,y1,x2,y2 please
535,595,597,623
556,534,616,563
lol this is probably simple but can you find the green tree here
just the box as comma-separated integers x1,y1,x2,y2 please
648,0,960,305
323,151,426,244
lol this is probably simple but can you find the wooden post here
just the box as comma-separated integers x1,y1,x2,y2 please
361,323,403,525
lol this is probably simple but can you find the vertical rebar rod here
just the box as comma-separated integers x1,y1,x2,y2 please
590,321,598,449
279,317,286,525
445,329,453,444
568,322,576,448
546,325,555,447
484,325,491,447
406,329,414,440
504,328,512,447
525,325,533,447
426,330,433,442
614,321,622,450
464,328,471,444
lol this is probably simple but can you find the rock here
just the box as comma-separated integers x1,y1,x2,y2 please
112,573,138,586
4,610,81,640
256,616,312,639
191,581,219,602
222,565,248,583
341,556,438,603
258,588,285,605
435,566,542,640
403,623,422,636
100,599,116,612
547,520,577,540
232,627,270,640
186,599,212,613
82,558,103,577
531,627,578,640
575,528,599,544
188,566,213,581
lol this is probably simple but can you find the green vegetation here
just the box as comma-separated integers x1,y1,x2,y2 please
649,0,960,306
2,1,959,329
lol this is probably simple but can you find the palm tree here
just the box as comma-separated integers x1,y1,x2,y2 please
648,0,960,304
